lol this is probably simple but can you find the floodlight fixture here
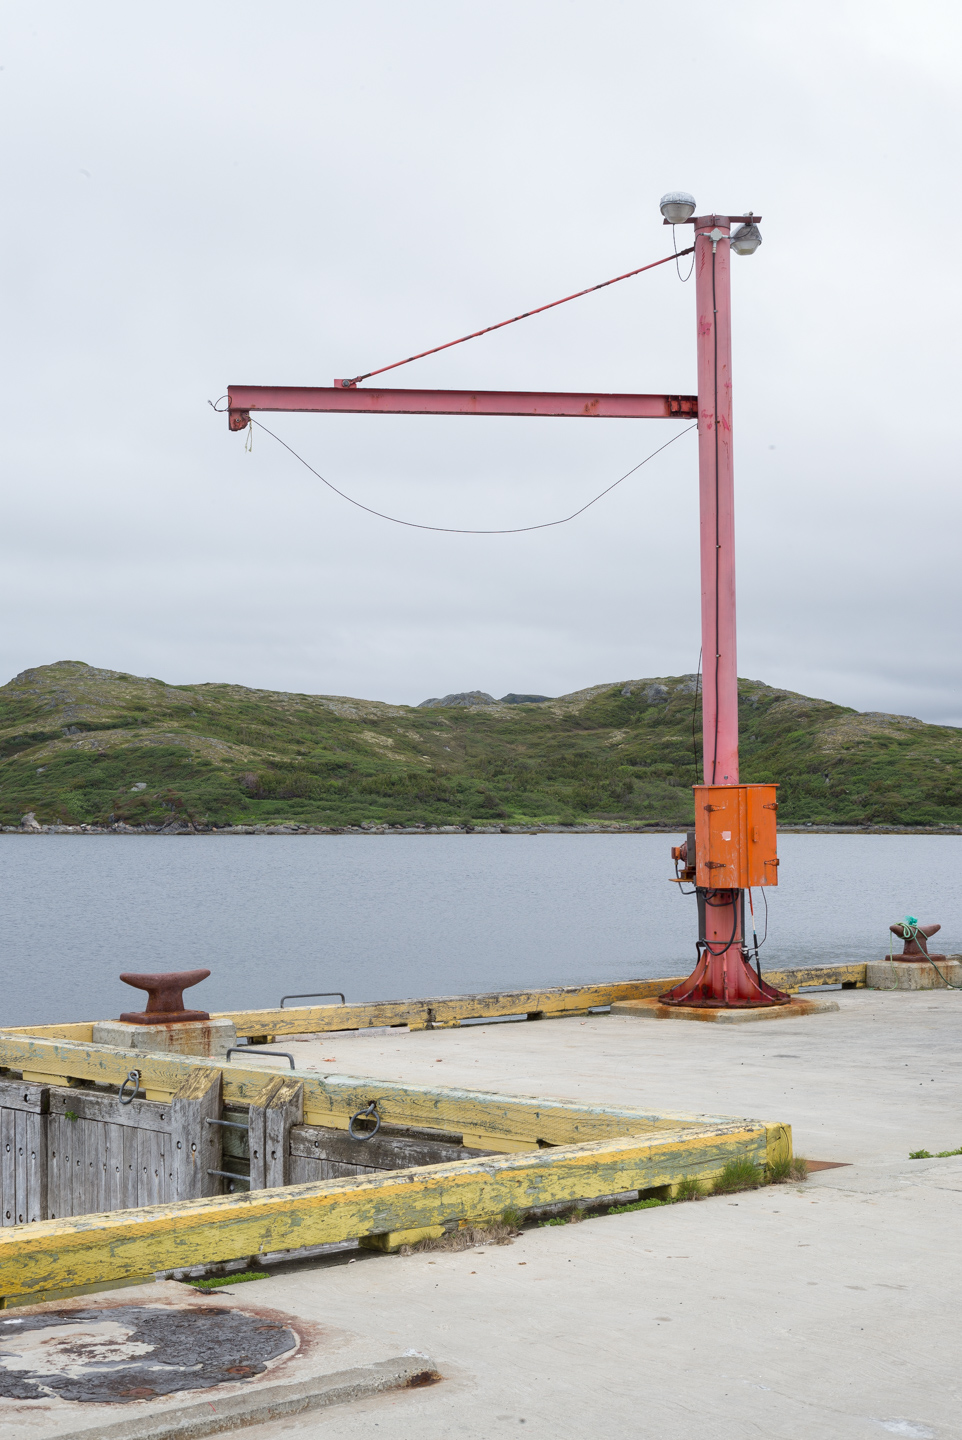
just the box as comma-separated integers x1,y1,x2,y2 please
659,191,696,225
730,221,762,256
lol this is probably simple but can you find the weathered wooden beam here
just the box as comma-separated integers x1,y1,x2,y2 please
248,1078,284,1190
170,1068,222,1202
0,1080,49,1115
265,1081,303,1189
0,966,869,1047
291,1124,495,1171
0,1023,96,1043
213,981,664,1038
46,1086,171,1132
0,1121,789,1301
0,1033,736,1149
214,966,868,1034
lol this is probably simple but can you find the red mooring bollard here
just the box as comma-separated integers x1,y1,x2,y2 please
889,922,946,963
118,969,212,1024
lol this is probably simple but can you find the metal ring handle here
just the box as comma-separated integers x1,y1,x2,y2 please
226,1048,296,1069
349,1102,381,1140
118,1070,141,1106
280,992,345,1007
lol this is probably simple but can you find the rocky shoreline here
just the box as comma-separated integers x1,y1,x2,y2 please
5,816,962,837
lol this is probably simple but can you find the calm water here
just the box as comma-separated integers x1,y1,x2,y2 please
0,834,959,1027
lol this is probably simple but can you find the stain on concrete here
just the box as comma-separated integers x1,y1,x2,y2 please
0,1304,296,1403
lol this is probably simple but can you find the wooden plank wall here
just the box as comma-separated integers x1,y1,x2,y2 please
289,1123,496,1184
0,1070,226,1225
45,1087,175,1219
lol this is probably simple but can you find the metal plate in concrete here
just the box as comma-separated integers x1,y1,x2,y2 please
0,1302,295,1403
0,1282,439,1440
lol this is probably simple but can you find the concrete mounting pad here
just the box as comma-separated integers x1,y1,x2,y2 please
866,957,962,990
0,1282,438,1440
609,995,840,1022
90,1019,237,1057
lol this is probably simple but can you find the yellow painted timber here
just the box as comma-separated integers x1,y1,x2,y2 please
0,1276,154,1310
0,1121,788,1301
0,966,867,1047
0,1033,737,1149
762,964,866,992
212,968,866,1035
211,983,659,1038
460,1133,542,1153
3,1023,96,1043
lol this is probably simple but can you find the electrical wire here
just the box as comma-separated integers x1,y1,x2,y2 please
698,888,741,957
247,417,696,535
673,225,695,283
341,248,695,388
747,887,766,983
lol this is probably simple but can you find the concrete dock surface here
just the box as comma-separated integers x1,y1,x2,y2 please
13,989,962,1438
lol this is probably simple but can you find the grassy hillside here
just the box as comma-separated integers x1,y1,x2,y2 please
0,662,960,830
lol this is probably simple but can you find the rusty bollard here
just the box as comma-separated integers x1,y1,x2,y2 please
118,968,212,1024
889,920,946,963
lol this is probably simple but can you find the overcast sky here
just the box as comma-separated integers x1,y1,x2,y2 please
3,2,960,722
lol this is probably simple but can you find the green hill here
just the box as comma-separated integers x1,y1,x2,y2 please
0,661,959,830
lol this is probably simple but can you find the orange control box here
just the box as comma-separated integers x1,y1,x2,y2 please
693,784,779,889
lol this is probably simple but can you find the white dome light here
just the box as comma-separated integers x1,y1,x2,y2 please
659,191,696,224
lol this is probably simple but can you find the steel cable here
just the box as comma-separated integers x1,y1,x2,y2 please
342,248,694,388
248,417,696,535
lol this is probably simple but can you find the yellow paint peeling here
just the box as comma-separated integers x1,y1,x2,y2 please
0,1122,786,1300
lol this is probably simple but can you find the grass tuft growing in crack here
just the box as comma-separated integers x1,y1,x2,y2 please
768,1156,810,1183
711,1158,765,1195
